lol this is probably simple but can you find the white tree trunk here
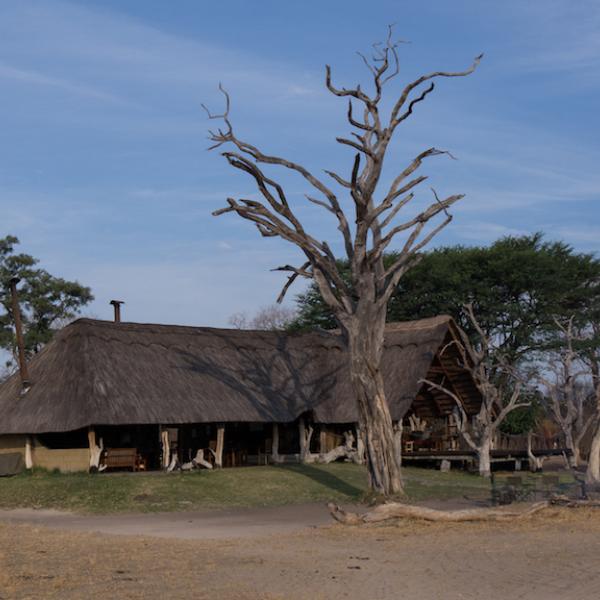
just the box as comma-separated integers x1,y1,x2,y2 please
215,425,225,468
319,445,350,464
477,436,492,478
271,423,280,463
318,430,358,464
355,424,365,465
192,448,213,470
564,430,579,468
299,418,315,463
586,422,600,484
527,432,545,473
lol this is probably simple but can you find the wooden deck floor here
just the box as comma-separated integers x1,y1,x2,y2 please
403,448,568,464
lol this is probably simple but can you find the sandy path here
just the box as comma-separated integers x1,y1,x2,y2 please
1,507,600,599
0,503,350,540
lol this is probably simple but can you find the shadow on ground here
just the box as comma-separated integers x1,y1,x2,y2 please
276,464,364,498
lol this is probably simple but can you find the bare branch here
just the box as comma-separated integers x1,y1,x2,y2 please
392,82,435,125
389,54,483,129
335,136,376,158
272,261,312,303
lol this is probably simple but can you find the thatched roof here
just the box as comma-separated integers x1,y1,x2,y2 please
0,315,479,434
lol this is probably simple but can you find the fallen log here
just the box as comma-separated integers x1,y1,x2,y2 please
327,501,550,525
318,431,362,464
319,446,357,464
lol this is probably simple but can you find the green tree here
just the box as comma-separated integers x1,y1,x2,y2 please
0,236,93,365
291,233,600,365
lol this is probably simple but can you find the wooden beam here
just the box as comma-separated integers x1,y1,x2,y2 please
24,436,33,470
319,427,327,455
88,427,103,471
160,427,170,469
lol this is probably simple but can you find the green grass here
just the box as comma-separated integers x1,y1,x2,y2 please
0,464,498,514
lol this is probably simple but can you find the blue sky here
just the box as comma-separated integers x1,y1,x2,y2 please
1,0,598,326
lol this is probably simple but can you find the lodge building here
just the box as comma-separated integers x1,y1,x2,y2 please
0,315,483,474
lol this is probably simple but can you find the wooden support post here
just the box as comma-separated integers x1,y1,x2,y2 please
88,428,103,471
24,436,33,470
271,423,279,463
160,427,170,469
215,425,225,468
299,418,306,461
319,427,327,456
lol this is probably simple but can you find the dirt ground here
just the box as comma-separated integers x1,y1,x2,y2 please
2,507,600,600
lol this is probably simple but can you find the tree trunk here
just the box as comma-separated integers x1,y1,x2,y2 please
564,430,579,468
586,421,600,484
299,418,315,463
355,423,365,465
393,421,403,467
347,318,402,496
527,431,545,473
477,436,492,478
192,449,213,470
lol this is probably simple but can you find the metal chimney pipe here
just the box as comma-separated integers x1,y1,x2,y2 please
9,277,31,391
109,300,124,323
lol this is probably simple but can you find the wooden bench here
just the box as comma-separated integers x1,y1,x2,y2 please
103,448,139,471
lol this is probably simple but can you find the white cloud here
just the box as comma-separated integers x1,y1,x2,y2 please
0,62,136,107
0,0,326,112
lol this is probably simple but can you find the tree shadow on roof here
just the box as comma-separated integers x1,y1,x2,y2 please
175,330,341,422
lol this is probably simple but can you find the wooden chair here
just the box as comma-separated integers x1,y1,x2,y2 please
103,448,138,471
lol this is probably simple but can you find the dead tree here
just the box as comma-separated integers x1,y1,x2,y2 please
205,28,481,495
584,323,600,483
299,418,316,463
421,304,529,477
537,318,595,469
526,432,547,472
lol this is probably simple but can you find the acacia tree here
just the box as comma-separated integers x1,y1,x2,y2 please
0,235,93,366
205,30,481,495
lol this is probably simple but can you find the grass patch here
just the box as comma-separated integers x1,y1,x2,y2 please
0,464,496,514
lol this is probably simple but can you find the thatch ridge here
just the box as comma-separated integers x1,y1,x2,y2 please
0,315,460,434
